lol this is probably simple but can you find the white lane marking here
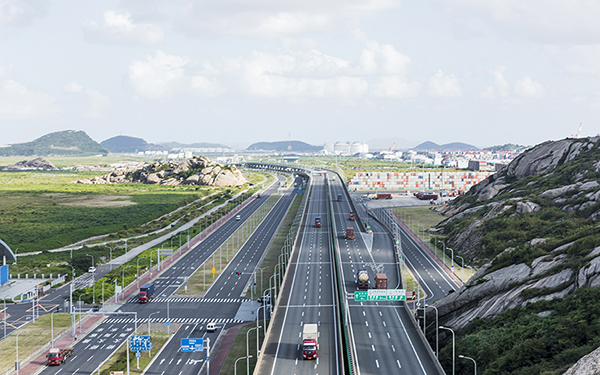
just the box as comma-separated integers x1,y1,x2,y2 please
376,359,379,368
372,344,375,351
397,359,402,368
87,355,94,361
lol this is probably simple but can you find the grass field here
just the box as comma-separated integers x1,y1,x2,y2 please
219,323,262,375
98,331,171,375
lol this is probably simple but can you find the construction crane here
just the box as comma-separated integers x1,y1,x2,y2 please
577,123,582,138
389,142,397,152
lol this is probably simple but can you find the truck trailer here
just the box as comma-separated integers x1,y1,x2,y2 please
346,227,354,240
138,282,155,303
376,193,392,199
337,193,342,202
357,269,369,289
47,347,73,365
349,212,355,221
375,273,388,289
302,324,318,360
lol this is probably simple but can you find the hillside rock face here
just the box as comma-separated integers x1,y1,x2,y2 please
4,157,57,170
76,156,246,186
563,346,600,375
432,137,600,332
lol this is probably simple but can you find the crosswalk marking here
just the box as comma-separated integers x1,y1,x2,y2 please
126,296,251,304
101,317,244,324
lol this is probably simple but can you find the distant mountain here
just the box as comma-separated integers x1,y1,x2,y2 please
413,141,478,151
158,141,231,150
101,136,166,153
483,143,530,152
246,141,321,152
0,130,108,157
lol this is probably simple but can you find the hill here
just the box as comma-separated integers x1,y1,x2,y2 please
413,141,478,151
101,136,166,153
0,130,107,157
483,143,530,152
158,141,231,150
246,141,321,152
431,137,600,374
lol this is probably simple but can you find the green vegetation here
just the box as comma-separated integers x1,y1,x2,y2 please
0,130,108,157
99,331,170,375
438,287,600,375
220,323,262,375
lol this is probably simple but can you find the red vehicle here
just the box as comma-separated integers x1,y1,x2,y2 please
376,193,392,199
416,192,438,200
346,227,354,240
315,217,322,228
47,347,73,365
349,213,355,221
138,282,155,303
302,324,318,360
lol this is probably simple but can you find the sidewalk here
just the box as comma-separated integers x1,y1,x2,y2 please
210,322,250,375
21,313,105,375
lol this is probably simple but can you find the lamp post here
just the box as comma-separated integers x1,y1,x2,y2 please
78,292,90,332
426,304,439,358
16,330,27,375
456,255,465,281
1,297,5,339
235,356,251,375
439,326,455,375
121,266,132,302
86,254,95,304
68,264,75,337
148,311,160,358
447,248,454,273
51,309,57,348
246,326,260,375
113,280,118,304
106,245,113,271
137,256,146,289
459,355,477,375
150,250,159,276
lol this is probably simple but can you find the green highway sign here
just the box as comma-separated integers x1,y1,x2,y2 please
354,289,406,301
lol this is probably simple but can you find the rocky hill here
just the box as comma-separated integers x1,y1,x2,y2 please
76,156,246,186
3,157,57,170
430,137,600,374
0,130,108,156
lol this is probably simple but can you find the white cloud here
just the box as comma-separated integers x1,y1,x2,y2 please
0,62,13,79
565,45,600,76
480,85,496,99
64,81,111,118
371,76,421,99
427,70,462,98
482,65,509,100
82,11,163,46
85,89,111,119
514,76,546,98
0,80,59,120
454,0,600,44
63,81,84,93
0,0,46,26
362,40,412,75
223,50,367,98
129,50,224,99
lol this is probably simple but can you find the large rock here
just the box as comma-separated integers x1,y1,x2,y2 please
563,345,600,375
4,157,57,170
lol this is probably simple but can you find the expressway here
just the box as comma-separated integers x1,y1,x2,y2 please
37,173,300,375
328,172,445,375
257,172,342,375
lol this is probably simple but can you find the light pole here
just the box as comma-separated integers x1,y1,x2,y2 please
122,266,132,302
447,247,454,273
150,250,159,276
51,309,57,348
78,292,90,332
113,280,118,304
459,355,477,375
1,297,5,338
426,304,439,358
86,254,95,304
102,278,111,307
16,330,27,375
148,311,160,358
235,355,251,375
439,326,455,375
456,255,465,281
246,326,260,375
137,256,146,289
68,264,75,337
106,245,113,271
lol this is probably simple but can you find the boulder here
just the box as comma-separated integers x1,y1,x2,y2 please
563,345,600,375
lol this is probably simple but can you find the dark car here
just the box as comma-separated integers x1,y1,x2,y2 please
257,296,271,304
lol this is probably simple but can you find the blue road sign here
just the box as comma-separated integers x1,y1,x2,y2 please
166,321,171,326
181,338,204,352
206,356,210,361
135,351,141,358
130,336,152,351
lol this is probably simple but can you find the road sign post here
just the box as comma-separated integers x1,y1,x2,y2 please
181,338,204,352
129,336,152,352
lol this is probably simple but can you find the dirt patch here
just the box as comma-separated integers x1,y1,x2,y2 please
57,195,136,207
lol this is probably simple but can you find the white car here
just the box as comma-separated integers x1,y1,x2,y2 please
207,322,217,332
88,266,96,273
236,215,241,221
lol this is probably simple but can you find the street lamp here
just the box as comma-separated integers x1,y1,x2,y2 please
439,326,455,375
122,266,132,302
86,254,95,304
426,304,439,358
51,309,57,348
78,292,90,332
1,297,6,338
235,355,251,375
456,255,465,281
137,256,147,289
148,311,160,358
459,355,477,375
68,264,75,337
246,326,261,375
16,330,28,375
447,248,454,273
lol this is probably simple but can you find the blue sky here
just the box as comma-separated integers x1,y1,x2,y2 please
1,0,599,149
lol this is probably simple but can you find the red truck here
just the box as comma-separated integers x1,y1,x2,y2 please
138,282,155,303
376,193,392,199
415,192,438,200
47,347,73,365
302,324,318,360
349,212,355,221
346,227,354,240
315,217,322,228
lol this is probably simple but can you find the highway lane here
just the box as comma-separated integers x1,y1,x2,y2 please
38,174,296,375
261,173,341,375
329,175,443,375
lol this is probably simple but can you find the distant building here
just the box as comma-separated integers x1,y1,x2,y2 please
322,142,368,155
468,160,495,171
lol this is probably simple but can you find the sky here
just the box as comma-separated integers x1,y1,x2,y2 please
1,0,600,150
